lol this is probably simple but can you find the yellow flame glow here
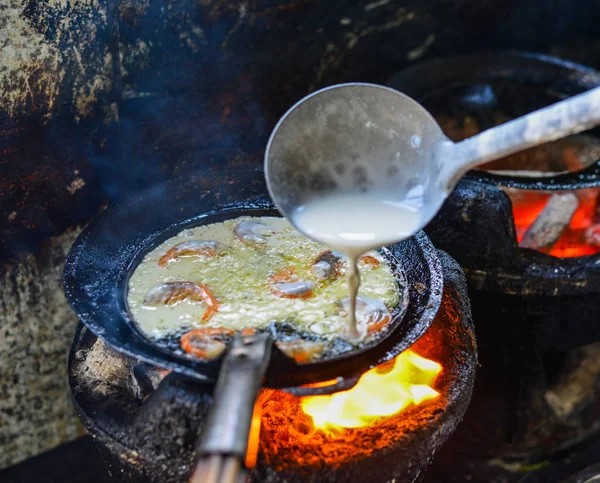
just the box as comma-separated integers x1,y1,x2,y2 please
300,350,442,431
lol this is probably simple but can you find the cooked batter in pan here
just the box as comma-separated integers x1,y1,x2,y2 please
127,216,400,349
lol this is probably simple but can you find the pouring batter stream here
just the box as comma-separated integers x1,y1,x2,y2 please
293,193,422,339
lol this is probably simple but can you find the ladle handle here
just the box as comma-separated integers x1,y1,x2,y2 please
190,332,272,483
442,86,600,187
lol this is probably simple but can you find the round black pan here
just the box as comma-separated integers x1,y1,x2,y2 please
63,168,443,389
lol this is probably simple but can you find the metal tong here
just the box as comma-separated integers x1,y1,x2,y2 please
190,332,272,483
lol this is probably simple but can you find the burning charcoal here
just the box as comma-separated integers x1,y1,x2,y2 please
585,225,600,247
520,193,579,253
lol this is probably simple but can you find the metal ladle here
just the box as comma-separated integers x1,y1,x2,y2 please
265,82,600,241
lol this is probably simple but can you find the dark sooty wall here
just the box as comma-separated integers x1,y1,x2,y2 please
2,0,600,470
2,0,600,261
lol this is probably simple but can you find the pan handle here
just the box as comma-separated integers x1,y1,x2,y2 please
190,332,272,483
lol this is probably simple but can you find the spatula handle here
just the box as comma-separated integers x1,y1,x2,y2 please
442,86,600,188
190,333,272,483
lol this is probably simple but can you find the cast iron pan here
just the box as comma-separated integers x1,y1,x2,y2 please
388,51,600,191
63,168,443,390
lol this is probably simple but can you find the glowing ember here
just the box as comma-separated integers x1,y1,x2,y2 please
474,135,600,258
508,187,600,258
300,350,442,431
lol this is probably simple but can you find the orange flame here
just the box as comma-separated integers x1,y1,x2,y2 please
300,350,442,431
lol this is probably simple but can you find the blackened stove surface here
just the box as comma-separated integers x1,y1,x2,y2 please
66,249,476,483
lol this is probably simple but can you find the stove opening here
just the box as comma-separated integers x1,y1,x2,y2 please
257,321,450,471
507,186,600,258
298,349,441,431
479,136,600,258
68,250,475,483
260,349,442,441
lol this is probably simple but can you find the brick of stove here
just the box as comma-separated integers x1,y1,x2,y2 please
0,228,87,470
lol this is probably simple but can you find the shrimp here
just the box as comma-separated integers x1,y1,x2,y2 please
268,267,315,299
234,221,274,245
181,328,235,359
312,250,346,280
143,281,219,321
341,296,391,335
312,250,380,281
359,254,381,268
276,339,325,363
158,240,228,266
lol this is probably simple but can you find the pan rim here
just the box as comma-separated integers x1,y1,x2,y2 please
119,207,411,370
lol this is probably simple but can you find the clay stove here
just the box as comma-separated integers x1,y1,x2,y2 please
388,52,600,481
60,162,477,483
68,245,475,483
